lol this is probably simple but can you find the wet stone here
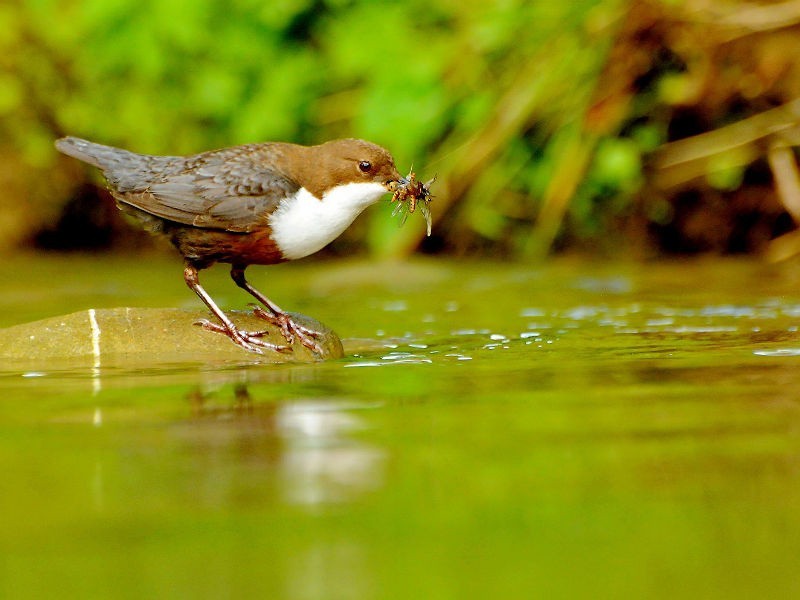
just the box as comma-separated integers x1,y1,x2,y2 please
0,308,343,366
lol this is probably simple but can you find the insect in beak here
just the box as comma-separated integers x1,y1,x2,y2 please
389,170,435,236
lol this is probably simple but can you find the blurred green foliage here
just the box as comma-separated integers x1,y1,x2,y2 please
0,0,630,256
2,0,800,257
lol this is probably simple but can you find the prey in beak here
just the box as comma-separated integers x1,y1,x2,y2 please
387,170,435,236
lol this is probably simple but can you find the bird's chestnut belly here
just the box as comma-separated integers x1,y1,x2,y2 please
170,225,287,266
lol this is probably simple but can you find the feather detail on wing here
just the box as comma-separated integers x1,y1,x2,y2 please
115,151,300,232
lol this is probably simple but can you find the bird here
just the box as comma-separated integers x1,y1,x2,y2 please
55,136,409,355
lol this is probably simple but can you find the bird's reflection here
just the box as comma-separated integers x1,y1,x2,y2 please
187,383,258,418
186,384,385,508
275,400,385,506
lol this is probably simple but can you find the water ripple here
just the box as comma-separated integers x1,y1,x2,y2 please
753,349,800,357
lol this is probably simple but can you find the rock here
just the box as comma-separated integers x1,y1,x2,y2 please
0,307,343,366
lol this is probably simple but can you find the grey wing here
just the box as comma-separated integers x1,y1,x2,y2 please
118,152,299,232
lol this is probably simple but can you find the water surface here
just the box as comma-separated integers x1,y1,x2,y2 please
1,254,800,598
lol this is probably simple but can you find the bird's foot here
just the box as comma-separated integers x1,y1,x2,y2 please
195,319,292,354
250,305,325,355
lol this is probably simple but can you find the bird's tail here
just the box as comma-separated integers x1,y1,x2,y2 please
55,136,142,170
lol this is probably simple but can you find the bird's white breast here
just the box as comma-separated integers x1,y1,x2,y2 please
268,182,387,260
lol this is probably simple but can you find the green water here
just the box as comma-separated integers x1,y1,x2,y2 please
2,254,800,599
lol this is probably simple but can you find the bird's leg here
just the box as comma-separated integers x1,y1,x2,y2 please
184,262,290,354
230,265,325,355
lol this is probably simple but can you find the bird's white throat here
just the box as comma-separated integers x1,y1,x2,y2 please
269,182,387,260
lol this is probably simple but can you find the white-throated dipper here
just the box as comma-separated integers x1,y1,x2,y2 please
55,136,424,355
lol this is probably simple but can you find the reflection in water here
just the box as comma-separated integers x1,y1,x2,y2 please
8,259,800,598
285,541,374,600
276,401,385,507
188,385,385,508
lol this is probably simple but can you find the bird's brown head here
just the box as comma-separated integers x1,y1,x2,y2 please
300,138,403,199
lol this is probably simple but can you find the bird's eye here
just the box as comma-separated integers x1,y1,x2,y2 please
358,160,372,173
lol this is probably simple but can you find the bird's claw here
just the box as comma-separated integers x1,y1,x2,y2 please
194,319,292,354
249,305,325,355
